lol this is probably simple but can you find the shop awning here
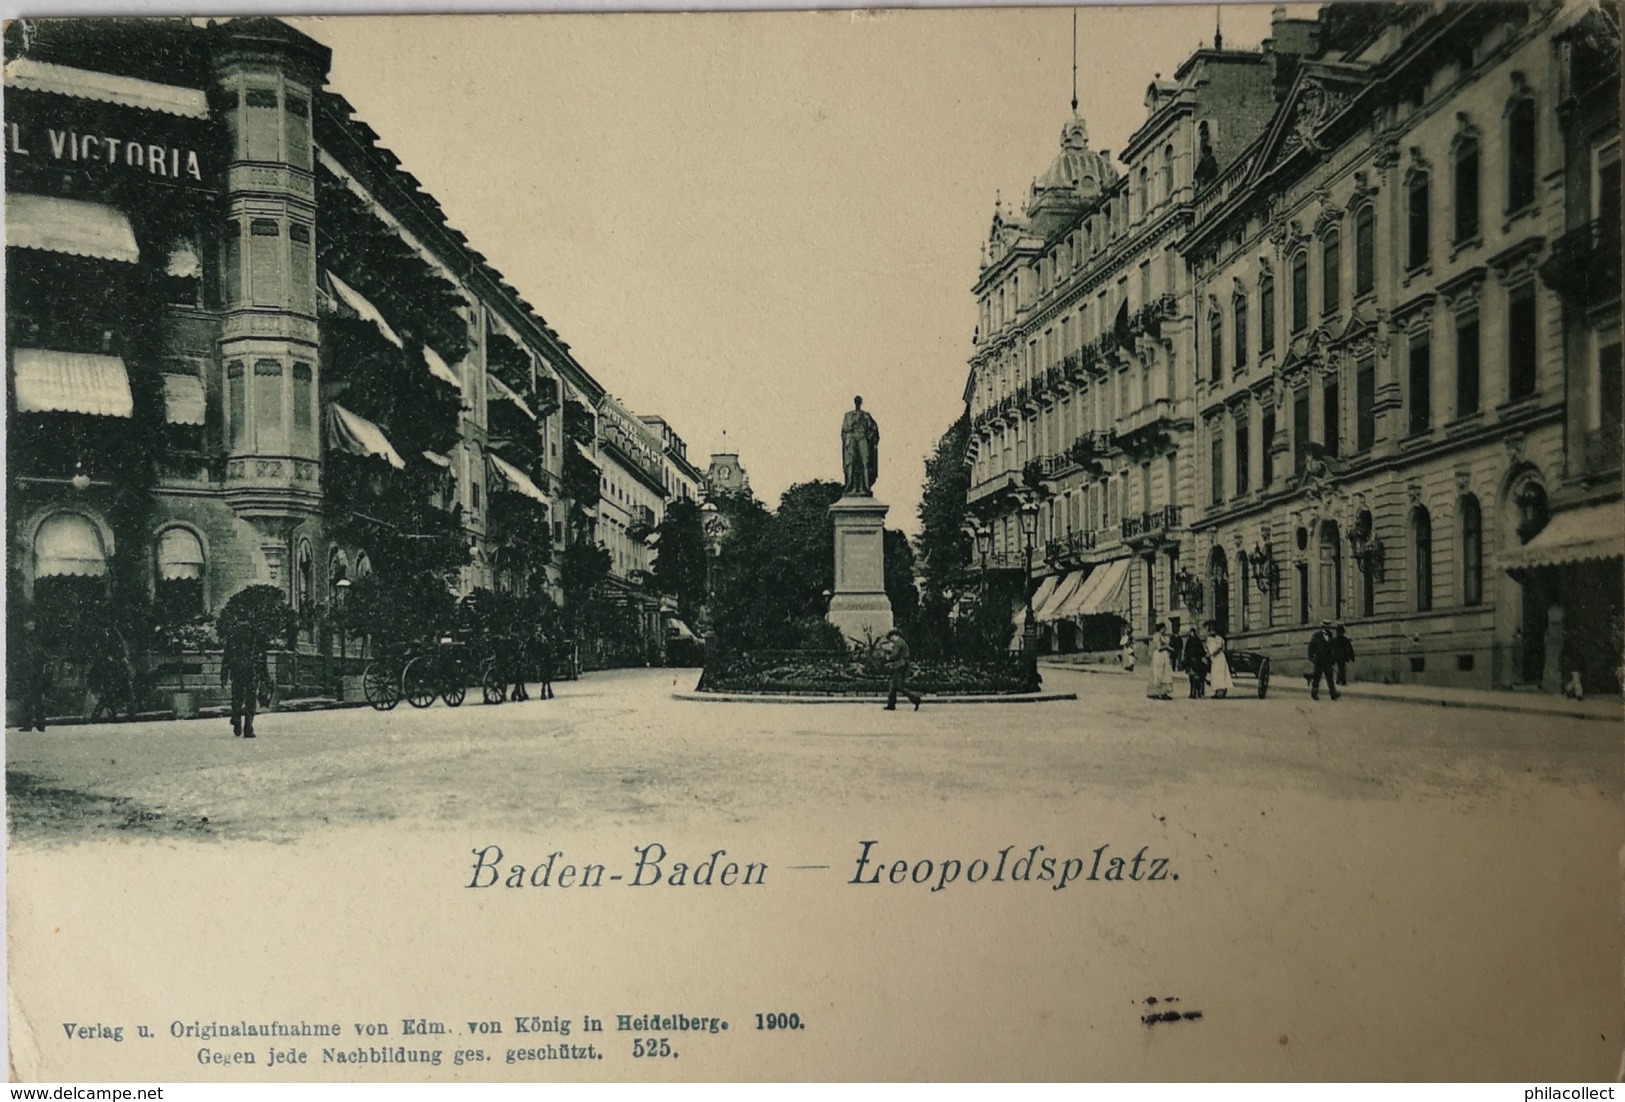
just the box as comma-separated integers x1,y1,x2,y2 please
1076,558,1130,618
423,344,460,388
12,349,134,417
573,440,600,468
667,618,699,642
5,58,209,118
33,513,107,579
327,271,402,348
487,373,536,420
1501,501,1625,572
160,373,206,425
7,194,139,264
489,453,549,505
328,404,405,470
422,450,452,468
1037,570,1088,622
1026,575,1062,622
156,527,205,581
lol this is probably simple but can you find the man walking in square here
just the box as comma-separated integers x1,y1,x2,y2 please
1307,619,1340,701
880,629,921,711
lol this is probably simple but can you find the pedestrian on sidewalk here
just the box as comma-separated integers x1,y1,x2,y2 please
1145,622,1175,699
1120,626,1136,673
18,620,50,732
221,638,269,737
1334,623,1356,687
880,629,922,711
1183,625,1209,699
1204,621,1232,699
1307,620,1340,701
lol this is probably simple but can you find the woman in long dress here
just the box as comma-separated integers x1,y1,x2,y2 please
1204,620,1233,699
1146,622,1175,700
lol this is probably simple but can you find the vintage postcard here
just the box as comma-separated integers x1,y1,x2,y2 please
4,3,1622,1082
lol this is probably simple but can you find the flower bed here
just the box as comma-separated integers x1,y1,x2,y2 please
697,651,1040,696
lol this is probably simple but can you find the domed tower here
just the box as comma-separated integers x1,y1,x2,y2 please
1024,112,1118,237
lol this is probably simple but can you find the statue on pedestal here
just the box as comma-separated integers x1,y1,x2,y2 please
841,396,880,496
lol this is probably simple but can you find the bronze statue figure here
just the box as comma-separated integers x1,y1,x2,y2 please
841,396,880,495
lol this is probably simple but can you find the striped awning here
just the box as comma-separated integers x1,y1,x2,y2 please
489,453,549,505
7,194,139,264
5,58,208,118
1036,570,1087,622
1501,502,1624,572
33,513,108,579
573,440,600,468
1075,558,1130,618
157,527,205,581
487,373,535,420
423,345,461,388
161,373,206,425
1026,575,1062,622
422,450,452,468
328,404,405,470
327,272,402,348
12,349,133,417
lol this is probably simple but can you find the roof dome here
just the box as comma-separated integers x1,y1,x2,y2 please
1030,112,1117,209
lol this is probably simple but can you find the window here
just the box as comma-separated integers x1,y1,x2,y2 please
1162,145,1175,197
221,221,241,306
1594,326,1623,441
1455,315,1480,416
1138,167,1149,217
155,528,206,621
1260,410,1276,488
1321,230,1341,316
1209,311,1224,383
1235,418,1250,495
227,362,246,451
1354,205,1375,297
1453,134,1481,242
289,223,313,315
1407,171,1431,269
1507,94,1536,212
1210,433,1224,505
284,92,311,170
1411,506,1433,612
1233,294,1248,369
1291,252,1309,334
292,362,313,437
1139,261,1152,305
254,360,283,448
1323,379,1340,457
1259,272,1275,355
1293,389,1310,474
249,219,281,308
1356,358,1376,452
1408,333,1432,435
243,86,279,161
1595,139,1621,223
1460,495,1483,606
1508,286,1538,400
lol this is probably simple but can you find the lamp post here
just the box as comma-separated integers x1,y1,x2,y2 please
700,500,722,631
1247,542,1279,597
334,576,351,699
1018,498,1040,655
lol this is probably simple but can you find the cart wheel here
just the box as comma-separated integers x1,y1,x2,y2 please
363,662,401,712
442,680,467,708
482,676,506,705
1257,661,1271,699
403,657,437,709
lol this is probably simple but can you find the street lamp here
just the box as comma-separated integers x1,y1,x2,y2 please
334,576,352,699
1247,542,1279,597
70,460,91,493
700,500,722,628
1018,498,1040,654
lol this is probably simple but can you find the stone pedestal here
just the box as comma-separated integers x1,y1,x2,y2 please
826,494,893,644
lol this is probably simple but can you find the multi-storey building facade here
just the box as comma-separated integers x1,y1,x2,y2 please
1184,0,1619,691
704,449,752,500
639,415,704,505
5,17,698,714
965,20,1314,653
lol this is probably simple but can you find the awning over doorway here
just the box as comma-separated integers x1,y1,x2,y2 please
5,58,209,118
1026,575,1062,622
156,527,205,581
1037,570,1087,622
160,372,206,425
33,513,108,578
1501,501,1625,572
328,404,405,470
12,349,134,417
489,453,550,506
7,194,139,264
1058,557,1130,619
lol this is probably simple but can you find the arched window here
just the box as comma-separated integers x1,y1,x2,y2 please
1354,205,1376,297
1460,495,1483,606
1208,546,1231,637
1209,309,1224,383
1291,251,1309,334
328,546,349,606
294,539,313,616
1162,144,1175,197
1321,229,1341,316
1355,508,1376,618
1452,130,1481,242
1507,89,1537,212
1138,166,1149,216
156,527,207,621
1232,293,1248,369
1411,506,1433,612
1406,170,1431,269
1259,269,1276,356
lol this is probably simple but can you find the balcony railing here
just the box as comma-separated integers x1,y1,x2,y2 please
1043,528,1098,561
1120,503,1182,541
1540,219,1621,304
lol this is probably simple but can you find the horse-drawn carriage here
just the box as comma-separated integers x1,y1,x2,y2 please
1225,649,1272,698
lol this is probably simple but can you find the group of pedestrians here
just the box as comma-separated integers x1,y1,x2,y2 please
1305,620,1355,701
1145,621,1232,701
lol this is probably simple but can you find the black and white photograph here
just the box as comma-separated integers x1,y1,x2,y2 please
3,2,1622,1083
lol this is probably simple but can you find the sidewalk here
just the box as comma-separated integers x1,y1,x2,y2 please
1039,656,1622,723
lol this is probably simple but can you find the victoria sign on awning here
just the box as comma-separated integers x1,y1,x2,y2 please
12,349,134,417
7,193,139,264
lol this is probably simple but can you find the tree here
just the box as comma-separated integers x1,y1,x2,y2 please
217,585,295,655
651,498,708,624
915,414,972,651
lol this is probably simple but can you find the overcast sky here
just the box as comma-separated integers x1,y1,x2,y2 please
290,4,1297,532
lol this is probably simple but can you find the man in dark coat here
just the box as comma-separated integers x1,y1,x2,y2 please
1182,625,1208,699
221,636,268,738
19,620,50,732
1334,623,1356,686
880,629,921,711
1306,620,1340,701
